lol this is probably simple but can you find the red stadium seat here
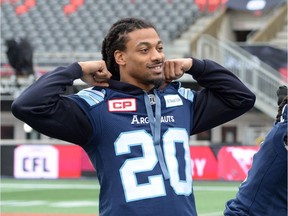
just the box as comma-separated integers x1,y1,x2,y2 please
279,67,288,82
24,0,36,8
71,0,84,7
195,0,227,12
64,0,84,15
64,4,76,15
15,5,28,15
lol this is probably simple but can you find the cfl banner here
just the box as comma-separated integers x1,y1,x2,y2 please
0,144,259,180
14,145,59,178
13,145,82,179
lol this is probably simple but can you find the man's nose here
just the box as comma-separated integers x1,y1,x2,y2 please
151,49,163,61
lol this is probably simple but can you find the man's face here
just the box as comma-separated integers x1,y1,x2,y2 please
117,28,165,91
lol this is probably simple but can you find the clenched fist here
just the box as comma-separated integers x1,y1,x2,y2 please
78,60,112,87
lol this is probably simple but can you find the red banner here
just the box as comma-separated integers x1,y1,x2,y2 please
218,146,259,181
81,149,95,172
56,145,82,178
190,146,218,180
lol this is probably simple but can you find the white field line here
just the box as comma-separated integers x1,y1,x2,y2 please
1,183,234,212
1,183,236,191
199,211,224,216
194,186,238,191
1,200,222,214
1,183,100,190
0,200,99,208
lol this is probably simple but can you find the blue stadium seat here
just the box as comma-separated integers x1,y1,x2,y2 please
1,0,200,52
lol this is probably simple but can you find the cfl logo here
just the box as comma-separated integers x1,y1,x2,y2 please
14,145,59,179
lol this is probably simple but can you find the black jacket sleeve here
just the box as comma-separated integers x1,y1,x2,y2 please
187,58,256,135
11,63,92,146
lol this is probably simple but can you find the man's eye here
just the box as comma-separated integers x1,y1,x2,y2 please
158,47,164,52
140,48,148,53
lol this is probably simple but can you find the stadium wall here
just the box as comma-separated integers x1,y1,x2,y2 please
1,143,259,181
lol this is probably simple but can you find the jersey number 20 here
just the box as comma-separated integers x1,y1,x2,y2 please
114,128,192,202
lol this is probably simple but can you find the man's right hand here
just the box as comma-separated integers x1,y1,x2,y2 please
78,60,112,87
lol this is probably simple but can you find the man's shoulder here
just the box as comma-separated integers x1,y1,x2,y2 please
68,87,107,106
167,81,195,102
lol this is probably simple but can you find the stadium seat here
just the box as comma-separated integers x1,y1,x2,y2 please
1,0,200,52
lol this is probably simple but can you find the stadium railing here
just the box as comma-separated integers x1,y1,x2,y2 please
197,34,286,119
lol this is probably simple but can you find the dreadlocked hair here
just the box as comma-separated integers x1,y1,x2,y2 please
101,17,157,80
276,86,287,146
276,96,287,123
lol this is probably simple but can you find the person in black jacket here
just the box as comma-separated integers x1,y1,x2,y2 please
6,37,34,77
224,85,287,216
12,17,256,216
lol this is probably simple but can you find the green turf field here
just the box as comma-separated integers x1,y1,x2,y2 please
0,178,241,216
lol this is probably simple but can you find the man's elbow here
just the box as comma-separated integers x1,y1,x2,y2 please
228,92,256,110
11,99,27,121
245,92,256,109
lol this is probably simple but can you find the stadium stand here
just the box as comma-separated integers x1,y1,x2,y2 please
1,0,200,53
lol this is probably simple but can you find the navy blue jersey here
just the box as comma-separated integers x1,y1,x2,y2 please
68,82,197,215
12,58,255,216
225,105,288,216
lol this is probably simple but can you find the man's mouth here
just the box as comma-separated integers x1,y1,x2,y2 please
148,64,163,73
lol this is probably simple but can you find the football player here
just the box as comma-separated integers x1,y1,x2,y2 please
224,86,287,216
12,17,255,216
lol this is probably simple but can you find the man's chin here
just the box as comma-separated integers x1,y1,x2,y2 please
152,78,164,89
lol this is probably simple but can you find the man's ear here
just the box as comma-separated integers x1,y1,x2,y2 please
114,50,126,66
